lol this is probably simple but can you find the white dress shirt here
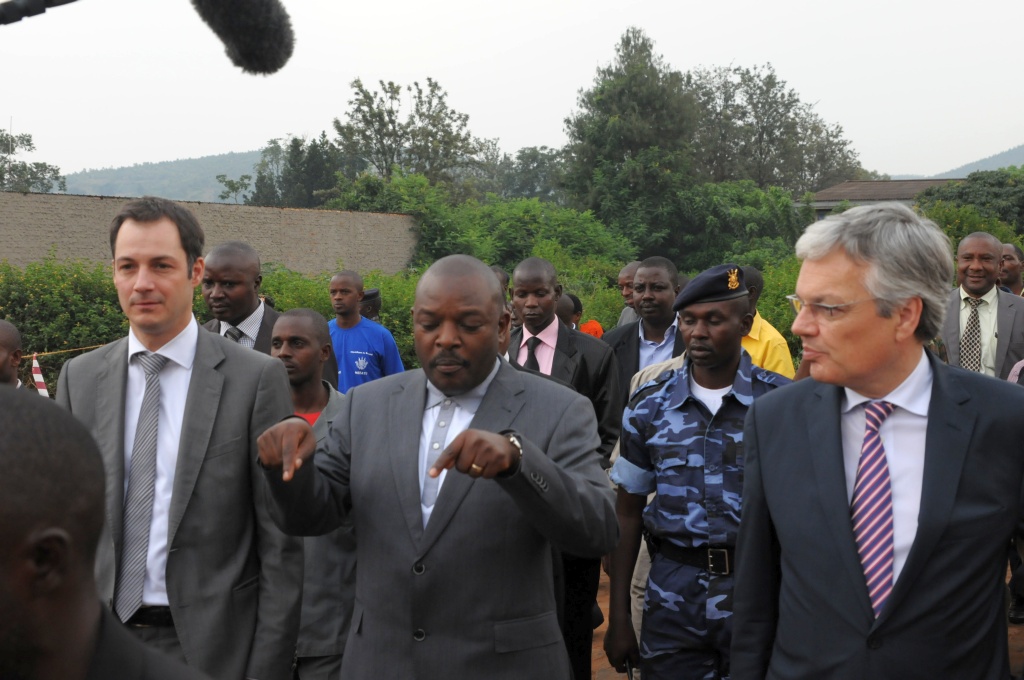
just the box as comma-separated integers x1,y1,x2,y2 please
841,349,931,584
216,300,265,350
418,359,501,526
124,318,199,606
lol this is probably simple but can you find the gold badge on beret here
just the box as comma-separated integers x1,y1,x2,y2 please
727,268,740,290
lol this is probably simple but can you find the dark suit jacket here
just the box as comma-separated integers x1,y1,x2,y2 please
57,328,303,680
940,287,1024,379
204,304,339,389
87,607,212,680
601,320,684,405
732,354,1024,679
509,321,622,463
263,362,618,680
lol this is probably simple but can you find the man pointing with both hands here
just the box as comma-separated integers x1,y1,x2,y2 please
258,254,617,679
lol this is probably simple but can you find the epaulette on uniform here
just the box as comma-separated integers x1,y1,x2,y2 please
627,371,674,410
753,367,791,386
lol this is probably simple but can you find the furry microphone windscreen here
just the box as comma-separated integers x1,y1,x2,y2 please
190,0,295,75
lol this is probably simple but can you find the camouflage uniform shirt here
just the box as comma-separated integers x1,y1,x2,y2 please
609,350,790,661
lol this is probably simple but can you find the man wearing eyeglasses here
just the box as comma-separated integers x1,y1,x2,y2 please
732,203,1024,679
938,231,1024,379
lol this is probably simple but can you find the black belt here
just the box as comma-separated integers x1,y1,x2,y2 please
124,606,174,628
657,542,734,576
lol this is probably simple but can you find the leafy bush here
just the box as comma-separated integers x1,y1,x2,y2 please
0,256,125,388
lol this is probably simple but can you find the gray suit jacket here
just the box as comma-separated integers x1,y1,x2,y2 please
733,354,1024,679
297,382,357,658
263,361,618,680
940,286,1024,379
57,327,303,680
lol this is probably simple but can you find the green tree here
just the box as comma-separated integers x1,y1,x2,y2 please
247,138,286,207
919,200,1019,246
562,27,697,253
0,131,67,193
333,77,482,186
917,168,1024,232
216,174,252,203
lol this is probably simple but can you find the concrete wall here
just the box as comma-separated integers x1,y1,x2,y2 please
0,192,417,274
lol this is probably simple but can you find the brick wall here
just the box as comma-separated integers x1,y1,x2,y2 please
0,192,417,275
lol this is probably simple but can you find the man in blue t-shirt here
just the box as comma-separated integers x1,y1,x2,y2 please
328,270,404,393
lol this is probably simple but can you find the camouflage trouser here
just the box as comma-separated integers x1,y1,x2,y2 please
639,553,732,680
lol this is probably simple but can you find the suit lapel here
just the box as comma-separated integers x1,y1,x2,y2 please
389,372,429,546
253,305,279,355
996,292,1016,377
808,382,875,620
551,323,578,385
167,331,225,548
100,341,130,554
508,327,522,364
420,364,526,552
620,325,641,380
877,361,973,628
672,327,685,358
944,291,961,366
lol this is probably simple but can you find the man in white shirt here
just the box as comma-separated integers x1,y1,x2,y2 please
940,231,1024,379
57,196,302,680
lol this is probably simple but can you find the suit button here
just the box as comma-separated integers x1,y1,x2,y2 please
413,629,426,641
867,636,882,649
413,562,425,575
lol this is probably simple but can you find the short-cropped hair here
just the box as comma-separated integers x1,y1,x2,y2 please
110,196,205,270
795,203,952,342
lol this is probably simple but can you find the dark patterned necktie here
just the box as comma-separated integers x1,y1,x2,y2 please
851,400,896,618
114,351,169,622
225,326,244,343
524,336,541,372
960,297,983,372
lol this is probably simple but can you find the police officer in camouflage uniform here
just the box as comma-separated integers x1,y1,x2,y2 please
604,264,792,679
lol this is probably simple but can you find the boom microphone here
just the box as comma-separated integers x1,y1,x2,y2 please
0,0,78,26
190,0,294,75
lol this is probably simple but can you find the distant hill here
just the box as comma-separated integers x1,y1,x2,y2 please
65,150,262,203
933,144,1024,179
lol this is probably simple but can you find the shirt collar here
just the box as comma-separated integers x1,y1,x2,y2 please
747,311,764,340
425,358,502,413
127,317,199,370
222,299,265,340
842,349,931,417
638,318,678,347
663,350,757,411
520,317,560,351
959,284,999,308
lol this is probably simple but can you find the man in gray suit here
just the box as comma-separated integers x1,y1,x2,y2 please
940,231,1024,379
258,254,618,680
56,197,302,680
270,309,356,680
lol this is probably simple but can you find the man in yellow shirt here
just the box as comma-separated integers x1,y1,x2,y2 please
740,266,795,379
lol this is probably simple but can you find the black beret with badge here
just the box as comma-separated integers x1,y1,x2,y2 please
673,263,749,312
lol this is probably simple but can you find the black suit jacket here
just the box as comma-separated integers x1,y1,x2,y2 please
601,320,684,405
204,304,339,388
509,321,622,464
732,353,1024,679
87,607,212,680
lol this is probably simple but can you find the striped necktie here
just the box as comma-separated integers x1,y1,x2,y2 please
114,351,169,622
851,400,896,618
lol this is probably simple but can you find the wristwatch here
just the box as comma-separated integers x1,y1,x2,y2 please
499,430,523,477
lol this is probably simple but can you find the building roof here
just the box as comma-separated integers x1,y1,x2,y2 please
813,179,962,203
